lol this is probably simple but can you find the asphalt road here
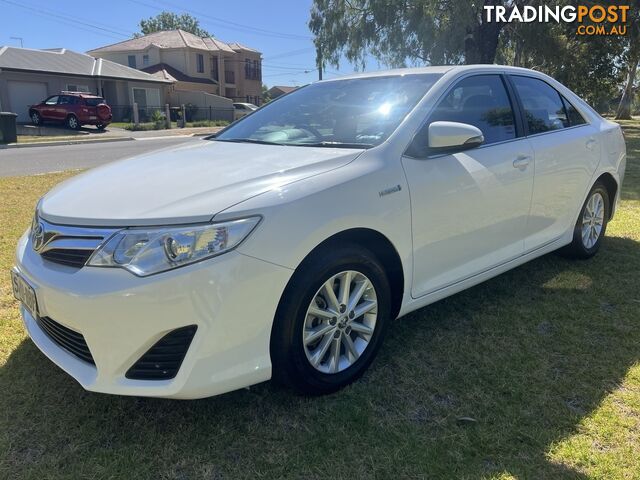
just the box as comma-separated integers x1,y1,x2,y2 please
0,137,201,178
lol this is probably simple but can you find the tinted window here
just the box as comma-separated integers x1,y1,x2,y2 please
561,96,587,126
217,74,442,148
84,97,105,107
408,75,516,156
45,96,58,105
511,76,569,134
58,95,72,105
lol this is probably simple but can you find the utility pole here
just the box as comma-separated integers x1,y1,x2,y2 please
10,37,24,48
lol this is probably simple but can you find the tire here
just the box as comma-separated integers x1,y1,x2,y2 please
562,181,610,259
66,114,80,130
271,244,392,395
30,111,41,126
96,123,106,131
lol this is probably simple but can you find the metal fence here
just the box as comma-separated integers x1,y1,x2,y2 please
109,105,234,124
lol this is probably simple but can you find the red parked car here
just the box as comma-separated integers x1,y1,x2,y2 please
29,92,112,130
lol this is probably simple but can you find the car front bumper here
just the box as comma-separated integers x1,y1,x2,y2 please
14,231,292,399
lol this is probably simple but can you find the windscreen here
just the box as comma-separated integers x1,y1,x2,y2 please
217,74,442,148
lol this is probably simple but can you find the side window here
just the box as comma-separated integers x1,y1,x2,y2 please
561,96,587,126
58,95,71,105
45,96,59,105
128,55,136,68
197,54,204,73
407,75,516,157
511,76,569,134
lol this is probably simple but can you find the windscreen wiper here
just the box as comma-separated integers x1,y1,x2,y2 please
214,138,285,146
294,141,374,149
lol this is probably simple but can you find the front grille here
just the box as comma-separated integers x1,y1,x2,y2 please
41,249,94,268
126,326,197,380
30,215,117,269
35,316,94,364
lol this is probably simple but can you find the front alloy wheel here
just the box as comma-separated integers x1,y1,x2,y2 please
303,270,378,374
271,244,391,395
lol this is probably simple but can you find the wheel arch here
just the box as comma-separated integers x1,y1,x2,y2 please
595,172,618,220
286,228,405,321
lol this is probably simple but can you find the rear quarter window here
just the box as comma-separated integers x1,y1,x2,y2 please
84,98,105,107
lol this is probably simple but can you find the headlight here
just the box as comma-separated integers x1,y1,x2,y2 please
87,217,260,276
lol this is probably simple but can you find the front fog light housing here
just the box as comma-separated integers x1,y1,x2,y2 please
88,217,260,276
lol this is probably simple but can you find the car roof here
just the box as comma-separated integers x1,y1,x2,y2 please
318,64,547,82
58,91,102,98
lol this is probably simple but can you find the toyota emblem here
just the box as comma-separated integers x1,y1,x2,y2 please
31,222,45,251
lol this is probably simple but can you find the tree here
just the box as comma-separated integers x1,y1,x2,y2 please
137,11,211,37
309,0,522,68
261,84,272,103
309,0,630,114
615,0,640,119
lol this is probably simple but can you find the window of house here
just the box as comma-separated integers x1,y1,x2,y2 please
211,57,219,80
66,84,90,92
128,55,137,68
143,55,149,66
511,76,569,134
197,54,204,73
132,87,160,107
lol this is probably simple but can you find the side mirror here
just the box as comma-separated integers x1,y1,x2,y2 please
428,121,484,153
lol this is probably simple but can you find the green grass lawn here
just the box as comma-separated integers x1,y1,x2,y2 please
1,120,639,479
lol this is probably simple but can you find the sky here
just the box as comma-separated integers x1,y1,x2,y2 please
0,0,382,87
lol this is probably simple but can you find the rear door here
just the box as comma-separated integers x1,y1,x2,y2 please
508,75,600,251
402,74,535,297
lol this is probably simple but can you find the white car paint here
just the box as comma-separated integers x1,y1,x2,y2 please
14,65,626,398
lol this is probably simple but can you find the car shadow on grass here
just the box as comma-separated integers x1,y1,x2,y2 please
2,236,639,479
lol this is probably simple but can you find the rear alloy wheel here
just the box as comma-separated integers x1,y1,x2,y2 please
562,182,610,259
96,123,106,131
271,244,391,395
31,111,41,126
66,115,80,130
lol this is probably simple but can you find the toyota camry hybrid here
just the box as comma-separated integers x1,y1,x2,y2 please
12,65,626,399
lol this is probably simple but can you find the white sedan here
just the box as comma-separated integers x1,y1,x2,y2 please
233,102,258,120
12,65,626,399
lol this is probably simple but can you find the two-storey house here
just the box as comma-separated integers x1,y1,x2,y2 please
88,30,262,105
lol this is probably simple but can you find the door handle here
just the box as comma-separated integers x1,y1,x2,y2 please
513,155,531,170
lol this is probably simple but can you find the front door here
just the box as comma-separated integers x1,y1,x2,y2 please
402,74,534,297
41,95,59,120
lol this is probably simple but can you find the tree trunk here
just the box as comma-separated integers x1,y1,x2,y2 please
615,57,639,120
464,1,505,64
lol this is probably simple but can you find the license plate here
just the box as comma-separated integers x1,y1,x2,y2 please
11,269,38,318
89,116,97,120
